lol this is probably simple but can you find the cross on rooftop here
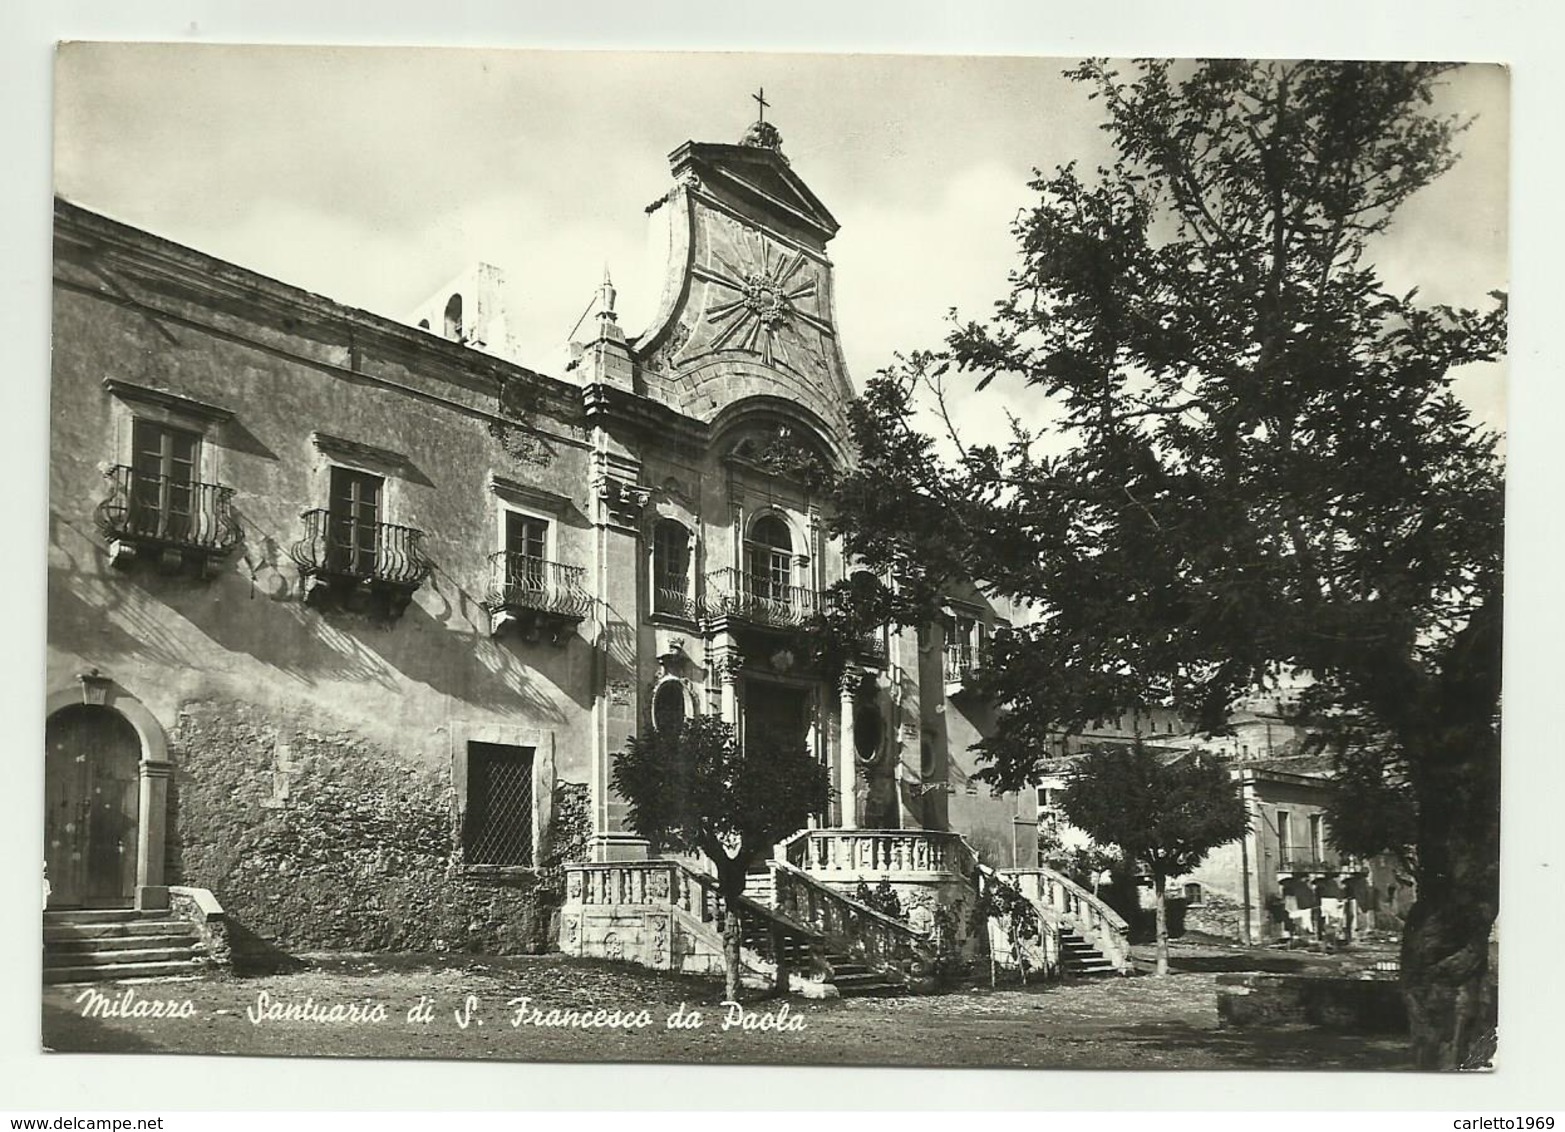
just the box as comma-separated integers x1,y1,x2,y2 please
752,87,769,123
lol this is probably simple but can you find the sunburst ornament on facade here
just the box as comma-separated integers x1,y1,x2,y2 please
698,241,824,367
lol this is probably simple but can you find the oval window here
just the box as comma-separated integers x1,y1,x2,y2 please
852,696,883,763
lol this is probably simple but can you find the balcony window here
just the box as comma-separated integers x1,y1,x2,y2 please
943,612,987,688
746,514,794,601
703,513,818,629
482,510,589,643
327,467,383,577
131,420,197,537
505,511,548,582
95,419,240,574
290,465,431,619
651,519,695,620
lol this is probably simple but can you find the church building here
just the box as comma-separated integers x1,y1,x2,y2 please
45,110,1070,986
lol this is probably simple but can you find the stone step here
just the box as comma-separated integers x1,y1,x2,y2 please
43,945,200,968
43,959,201,984
1064,958,1117,973
43,909,151,924
829,963,872,977
46,932,198,953
833,977,907,998
45,922,195,942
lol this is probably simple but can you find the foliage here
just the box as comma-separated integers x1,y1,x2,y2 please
1060,746,1247,883
1315,729,1420,872
1038,811,1117,893
611,714,831,874
1062,745,1245,975
853,878,906,922
976,874,1043,942
822,59,1504,1064
610,714,832,997
974,871,1045,986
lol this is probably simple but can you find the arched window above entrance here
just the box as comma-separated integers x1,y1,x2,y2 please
746,514,794,601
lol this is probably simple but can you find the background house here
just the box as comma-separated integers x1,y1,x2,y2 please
1034,703,1414,947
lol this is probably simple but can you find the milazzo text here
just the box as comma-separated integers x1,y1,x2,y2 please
75,987,196,1020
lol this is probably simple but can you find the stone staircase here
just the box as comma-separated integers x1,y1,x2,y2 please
742,866,907,997
1058,929,1117,977
999,867,1132,976
43,909,204,984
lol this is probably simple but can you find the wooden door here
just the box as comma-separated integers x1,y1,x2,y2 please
44,706,141,908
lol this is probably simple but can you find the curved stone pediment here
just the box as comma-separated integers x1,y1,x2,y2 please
635,140,855,454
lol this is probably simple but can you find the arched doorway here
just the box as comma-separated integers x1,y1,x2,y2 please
45,705,141,908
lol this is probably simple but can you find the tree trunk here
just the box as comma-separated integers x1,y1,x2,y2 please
722,905,743,1001
1391,578,1502,1070
1153,874,1169,977
769,924,789,999
1402,726,1499,1069
714,860,749,1003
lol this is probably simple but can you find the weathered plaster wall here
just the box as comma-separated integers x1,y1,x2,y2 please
49,214,600,952
164,698,589,954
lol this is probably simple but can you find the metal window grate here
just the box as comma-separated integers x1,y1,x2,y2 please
465,743,535,866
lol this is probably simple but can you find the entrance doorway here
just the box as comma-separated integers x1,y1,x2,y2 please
44,705,141,908
741,681,811,755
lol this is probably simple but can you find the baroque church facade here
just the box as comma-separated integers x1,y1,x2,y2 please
45,114,1055,978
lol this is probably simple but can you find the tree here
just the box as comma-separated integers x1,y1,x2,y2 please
610,714,832,1000
826,61,1505,1068
1059,746,1246,975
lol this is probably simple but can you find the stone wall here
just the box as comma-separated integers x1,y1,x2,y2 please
167,698,586,956
1181,892,1247,941
1216,973,1407,1033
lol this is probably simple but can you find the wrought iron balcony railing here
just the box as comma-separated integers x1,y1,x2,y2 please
853,629,889,667
95,465,241,567
652,580,699,622
702,567,820,629
944,647,979,686
485,552,591,619
1277,852,1368,875
291,509,432,591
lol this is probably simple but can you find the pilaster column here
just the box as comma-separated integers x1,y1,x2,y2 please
1239,774,1264,945
716,641,742,726
136,760,172,910
586,445,651,863
838,674,859,830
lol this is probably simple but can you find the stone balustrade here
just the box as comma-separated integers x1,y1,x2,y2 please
769,861,935,981
564,860,719,925
1000,866,1131,971
780,829,977,878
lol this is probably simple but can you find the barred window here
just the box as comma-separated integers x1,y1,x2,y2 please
464,742,535,866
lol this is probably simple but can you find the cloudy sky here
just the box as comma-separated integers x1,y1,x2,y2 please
53,46,1508,445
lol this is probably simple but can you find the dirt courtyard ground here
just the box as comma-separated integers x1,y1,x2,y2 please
41,947,1412,1070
